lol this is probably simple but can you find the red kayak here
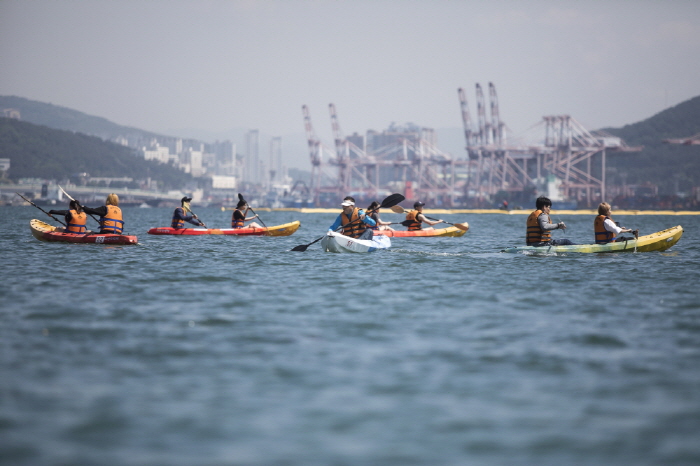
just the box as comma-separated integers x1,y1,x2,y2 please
147,221,300,237
30,219,139,245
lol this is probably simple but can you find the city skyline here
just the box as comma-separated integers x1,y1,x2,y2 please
2,0,699,169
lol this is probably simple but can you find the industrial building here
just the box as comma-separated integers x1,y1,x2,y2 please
303,83,641,208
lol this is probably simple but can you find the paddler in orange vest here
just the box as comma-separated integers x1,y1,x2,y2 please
48,199,88,234
526,195,575,246
231,200,262,229
83,193,124,234
172,196,206,229
404,201,441,231
594,202,638,244
328,196,376,240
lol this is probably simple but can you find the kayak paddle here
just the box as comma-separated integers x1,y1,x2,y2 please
389,205,469,231
16,192,67,226
182,203,206,228
58,185,101,225
238,193,267,229
291,193,405,252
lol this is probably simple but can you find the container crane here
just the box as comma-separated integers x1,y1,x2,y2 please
302,105,336,204
458,88,476,158
488,82,504,145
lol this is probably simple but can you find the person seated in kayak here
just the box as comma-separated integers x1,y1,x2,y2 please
83,193,124,235
526,196,575,246
366,201,394,231
231,200,262,229
328,196,376,240
172,196,206,229
594,202,638,243
404,201,441,231
49,199,89,234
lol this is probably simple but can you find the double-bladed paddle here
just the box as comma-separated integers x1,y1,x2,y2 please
16,192,67,226
389,205,469,231
238,193,267,229
291,193,405,251
58,185,101,225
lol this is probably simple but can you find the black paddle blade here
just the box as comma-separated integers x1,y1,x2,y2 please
291,244,309,252
238,193,245,202
379,193,405,209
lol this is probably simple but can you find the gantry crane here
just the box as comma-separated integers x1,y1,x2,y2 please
302,105,337,204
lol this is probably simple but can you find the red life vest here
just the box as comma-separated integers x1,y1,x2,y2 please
66,209,87,234
405,210,422,231
526,209,552,244
341,207,366,238
101,205,123,234
594,215,615,244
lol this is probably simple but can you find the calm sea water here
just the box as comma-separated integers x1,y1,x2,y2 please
2,206,699,466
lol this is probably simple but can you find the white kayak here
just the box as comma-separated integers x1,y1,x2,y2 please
321,231,391,253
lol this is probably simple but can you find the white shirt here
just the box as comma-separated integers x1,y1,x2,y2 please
603,218,624,235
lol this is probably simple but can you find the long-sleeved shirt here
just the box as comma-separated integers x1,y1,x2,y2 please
47,209,79,225
603,218,625,235
538,213,561,231
83,205,109,217
173,207,203,227
328,209,376,231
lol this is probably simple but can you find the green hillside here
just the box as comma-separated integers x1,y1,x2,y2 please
602,96,700,194
0,117,193,189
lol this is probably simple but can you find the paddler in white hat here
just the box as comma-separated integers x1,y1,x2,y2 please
328,196,376,240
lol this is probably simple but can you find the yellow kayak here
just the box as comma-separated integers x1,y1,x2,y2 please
502,225,683,254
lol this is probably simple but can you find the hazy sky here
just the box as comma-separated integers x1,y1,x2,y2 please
2,0,699,167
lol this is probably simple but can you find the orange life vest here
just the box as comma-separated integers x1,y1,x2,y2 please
66,209,87,234
100,205,123,234
341,207,366,238
526,209,552,244
231,209,245,228
594,215,615,244
171,207,186,228
405,210,422,231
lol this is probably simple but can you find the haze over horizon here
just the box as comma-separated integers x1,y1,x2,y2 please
2,0,699,169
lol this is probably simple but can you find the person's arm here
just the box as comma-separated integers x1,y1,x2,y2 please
48,209,72,224
329,214,342,232
359,209,376,227
538,213,563,231
83,206,108,217
185,216,203,226
417,213,440,226
604,218,628,234
242,207,257,222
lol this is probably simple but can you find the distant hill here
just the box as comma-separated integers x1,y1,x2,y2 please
0,95,167,144
0,117,193,189
601,96,700,194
